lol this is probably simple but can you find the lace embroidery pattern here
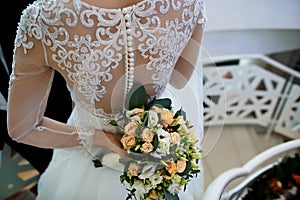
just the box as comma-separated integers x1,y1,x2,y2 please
14,0,206,117
76,127,94,154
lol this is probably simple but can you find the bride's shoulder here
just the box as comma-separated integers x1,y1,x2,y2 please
20,0,59,16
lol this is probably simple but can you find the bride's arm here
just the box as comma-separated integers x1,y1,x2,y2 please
169,18,205,89
7,30,124,156
7,50,124,154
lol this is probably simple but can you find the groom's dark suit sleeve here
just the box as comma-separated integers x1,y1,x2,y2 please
0,0,72,175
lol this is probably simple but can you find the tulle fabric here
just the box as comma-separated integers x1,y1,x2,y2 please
37,105,128,199
37,104,202,199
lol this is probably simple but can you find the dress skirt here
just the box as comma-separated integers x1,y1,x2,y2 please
36,105,203,199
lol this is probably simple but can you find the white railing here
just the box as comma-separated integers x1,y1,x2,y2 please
202,139,300,200
203,53,300,139
201,0,300,139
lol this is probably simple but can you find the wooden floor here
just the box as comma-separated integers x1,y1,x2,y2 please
201,125,285,191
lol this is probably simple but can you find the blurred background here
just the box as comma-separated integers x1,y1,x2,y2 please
201,0,300,198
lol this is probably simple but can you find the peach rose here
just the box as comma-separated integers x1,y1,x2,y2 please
146,193,159,200
128,108,144,116
163,160,177,179
124,122,139,136
121,135,136,150
128,162,140,176
141,142,154,153
160,109,174,124
170,132,181,145
176,160,186,173
151,106,163,113
141,128,154,142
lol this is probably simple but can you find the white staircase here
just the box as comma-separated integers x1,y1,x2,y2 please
201,1,300,199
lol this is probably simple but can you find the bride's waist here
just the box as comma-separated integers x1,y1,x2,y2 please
67,105,122,132
53,146,108,159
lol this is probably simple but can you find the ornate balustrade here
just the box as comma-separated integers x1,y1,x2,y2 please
203,54,300,139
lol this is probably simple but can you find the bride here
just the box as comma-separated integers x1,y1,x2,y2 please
7,0,206,199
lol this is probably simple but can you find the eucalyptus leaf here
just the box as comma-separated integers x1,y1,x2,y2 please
142,113,149,127
163,189,179,200
119,157,134,164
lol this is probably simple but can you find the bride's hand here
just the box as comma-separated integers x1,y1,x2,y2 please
94,130,127,158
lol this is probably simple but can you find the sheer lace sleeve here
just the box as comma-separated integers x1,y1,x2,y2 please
6,4,94,150
170,0,206,89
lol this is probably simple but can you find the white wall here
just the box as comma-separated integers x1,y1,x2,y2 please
202,0,300,58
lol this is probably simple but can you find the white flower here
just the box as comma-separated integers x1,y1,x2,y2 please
148,110,159,127
170,132,181,145
126,108,144,117
167,182,181,195
155,136,170,156
156,128,170,139
149,172,163,188
138,164,157,180
132,180,151,196
130,115,142,124
150,128,170,156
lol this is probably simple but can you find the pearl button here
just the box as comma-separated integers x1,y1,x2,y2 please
125,14,131,20
126,22,131,27
126,29,132,34
128,47,134,52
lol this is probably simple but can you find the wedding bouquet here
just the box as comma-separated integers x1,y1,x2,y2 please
111,84,203,200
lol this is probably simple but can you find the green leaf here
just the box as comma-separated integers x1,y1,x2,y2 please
110,120,118,126
156,98,172,109
163,189,179,200
152,134,159,151
142,113,149,127
125,83,148,110
92,159,103,168
174,108,186,120
149,98,172,110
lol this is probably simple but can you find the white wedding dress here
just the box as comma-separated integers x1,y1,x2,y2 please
7,0,206,199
